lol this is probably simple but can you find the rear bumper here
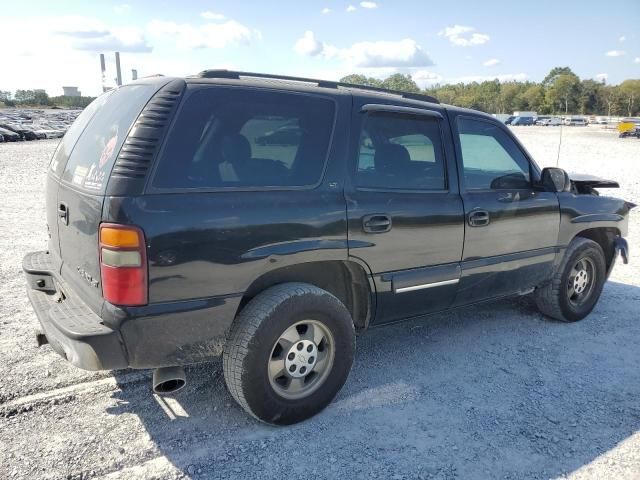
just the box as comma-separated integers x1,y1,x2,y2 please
23,251,241,370
23,251,128,371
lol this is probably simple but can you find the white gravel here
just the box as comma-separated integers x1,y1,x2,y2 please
0,126,639,480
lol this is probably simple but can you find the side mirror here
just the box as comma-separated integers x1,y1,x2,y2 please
540,167,571,192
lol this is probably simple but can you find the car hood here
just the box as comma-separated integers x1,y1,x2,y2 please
568,172,619,189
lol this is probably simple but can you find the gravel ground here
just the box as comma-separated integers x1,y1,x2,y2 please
0,126,639,480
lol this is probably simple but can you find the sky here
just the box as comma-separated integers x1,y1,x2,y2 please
1,0,639,97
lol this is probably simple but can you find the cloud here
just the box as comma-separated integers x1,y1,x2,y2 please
294,32,433,68
114,4,131,14
321,8,331,14
201,11,226,21
439,25,490,47
347,5,357,12
360,1,378,8
634,57,640,64
483,58,500,67
619,35,626,42
294,31,324,56
346,39,433,67
605,50,625,57
52,17,151,52
595,73,608,81
148,19,258,49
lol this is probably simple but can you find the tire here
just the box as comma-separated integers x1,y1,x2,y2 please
535,238,607,322
223,283,355,425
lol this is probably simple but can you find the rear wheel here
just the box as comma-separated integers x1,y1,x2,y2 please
535,238,607,322
223,283,355,424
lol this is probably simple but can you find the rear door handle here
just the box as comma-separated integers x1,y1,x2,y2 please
362,214,392,233
58,202,69,225
468,209,490,227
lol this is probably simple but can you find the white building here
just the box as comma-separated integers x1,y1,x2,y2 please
62,86,81,97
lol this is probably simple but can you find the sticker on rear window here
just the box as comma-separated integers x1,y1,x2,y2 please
72,166,88,185
84,163,106,191
99,129,118,168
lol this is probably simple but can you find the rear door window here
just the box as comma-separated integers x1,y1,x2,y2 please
60,84,157,193
355,112,446,190
152,86,336,189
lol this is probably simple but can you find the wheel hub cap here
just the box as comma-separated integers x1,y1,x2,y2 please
285,340,318,378
573,270,589,294
268,320,335,400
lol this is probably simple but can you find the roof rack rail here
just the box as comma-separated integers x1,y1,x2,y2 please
193,70,439,104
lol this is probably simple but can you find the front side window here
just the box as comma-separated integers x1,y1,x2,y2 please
152,87,335,189
457,117,531,190
355,112,446,190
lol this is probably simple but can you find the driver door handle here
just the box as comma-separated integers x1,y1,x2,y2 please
362,214,392,233
468,209,490,227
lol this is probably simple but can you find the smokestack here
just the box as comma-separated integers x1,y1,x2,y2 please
132,69,138,81
115,52,122,87
100,53,106,92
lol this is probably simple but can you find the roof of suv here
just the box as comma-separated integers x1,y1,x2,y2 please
129,70,498,123
188,69,441,104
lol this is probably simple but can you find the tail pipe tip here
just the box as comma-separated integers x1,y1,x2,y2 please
152,366,186,394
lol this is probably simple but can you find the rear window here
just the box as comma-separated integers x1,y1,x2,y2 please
152,86,336,189
59,84,157,193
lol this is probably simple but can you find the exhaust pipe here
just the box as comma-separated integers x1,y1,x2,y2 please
152,366,186,394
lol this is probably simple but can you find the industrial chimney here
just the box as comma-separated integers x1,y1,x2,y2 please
115,52,122,87
99,53,107,92
132,69,138,81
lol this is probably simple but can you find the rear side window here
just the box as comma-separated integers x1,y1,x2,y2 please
60,84,157,193
152,87,335,189
50,90,114,177
355,112,446,190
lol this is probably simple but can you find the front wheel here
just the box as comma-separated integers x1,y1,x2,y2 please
535,238,607,322
223,283,355,424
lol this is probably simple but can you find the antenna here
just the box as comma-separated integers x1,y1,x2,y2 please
555,122,563,167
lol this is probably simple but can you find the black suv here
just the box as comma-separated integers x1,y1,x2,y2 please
24,71,633,425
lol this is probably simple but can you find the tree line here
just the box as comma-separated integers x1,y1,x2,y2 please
0,89,96,108
340,67,640,117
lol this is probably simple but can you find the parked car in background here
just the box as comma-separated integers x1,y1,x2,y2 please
618,118,640,138
0,127,22,141
534,116,551,125
1,123,47,141
0,133,4,143
537,118,563,126
565,116,588,126
504,116,515,125
595,116,609,125
511,116,535,126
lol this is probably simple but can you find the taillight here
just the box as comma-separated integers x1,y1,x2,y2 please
99,224,148,306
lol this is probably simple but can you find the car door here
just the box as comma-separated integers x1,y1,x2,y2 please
449,113,560,306
345,99,465,324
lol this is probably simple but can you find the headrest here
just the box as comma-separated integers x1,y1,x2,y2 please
374,143,411,174
221,134,251,164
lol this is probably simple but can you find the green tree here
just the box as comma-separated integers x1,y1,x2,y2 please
339,74,382,88
579,79,602,114
542,66,576,86
521,84,546,112
33,89,50,106
546,73,581,114
601,85,622,117
14,89,35,104
618,79,640,116
381,73,420,93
